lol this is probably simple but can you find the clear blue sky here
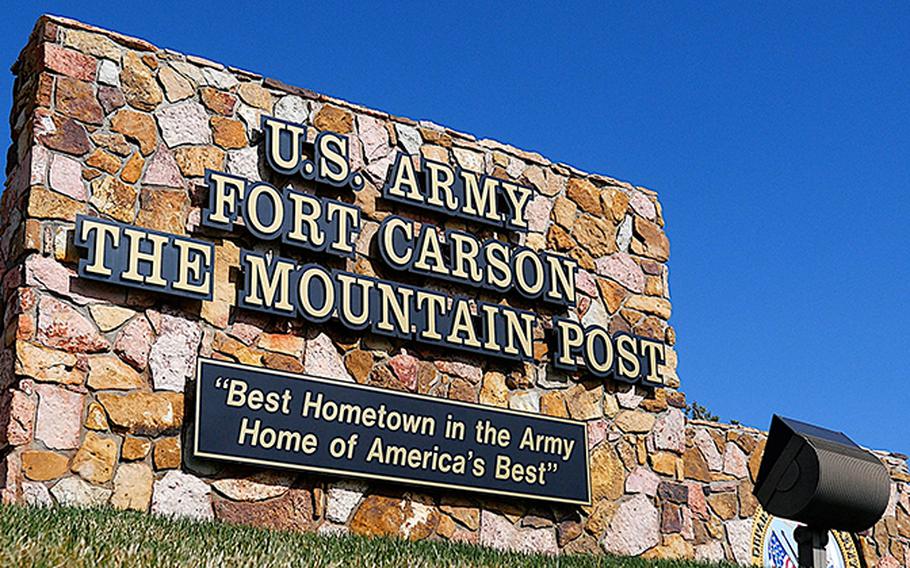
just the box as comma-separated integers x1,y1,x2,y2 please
3,2,908,456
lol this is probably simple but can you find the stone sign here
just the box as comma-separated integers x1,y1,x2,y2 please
0,14,907,565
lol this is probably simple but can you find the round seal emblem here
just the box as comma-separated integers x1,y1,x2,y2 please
751,509,861,568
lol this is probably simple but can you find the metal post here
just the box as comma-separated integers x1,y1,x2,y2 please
794,526,828,568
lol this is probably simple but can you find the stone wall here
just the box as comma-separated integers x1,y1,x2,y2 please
0,15,906,566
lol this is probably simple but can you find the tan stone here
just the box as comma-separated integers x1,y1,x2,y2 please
111,108,158,155
313,105,354,134
439,501,479,530
739,481,758,516
566,177,602,215
257,334,306,358
706,491,738,520
84,402,109,430
87,355,146,390
585,499,619,537
603,188,629,222
201,241,239,328
645,276,664,297
632,217,670,261
22,450,69,481
92,132,132,157
213,332,263,366
419,128,452,147
173,146,225,177
111,462,153,511
120,153,145,183
614,410,656,433
652,451,678,476
71,432,118,484
211,116,247,149
136,189,189,235
56,77,104,124
748,439,765,482
539,391,568,418
603,393,620,418
551,196,577,228
15,341,83,385
121,436,151,460
211,471,294,501
262,352,304,373
89,305,136,332
640,389,669,413
565,383,603,420
546,225,575,251
479,371,508,407
29,186,86,220
121,51,162,111
350,495,438,540
153,436,181,470
642,533,694,561
63,29,121,59
684,446,712,482
448,378,476,402
597,279,627,313
590,445,625,500
97,392,184,435
158,64,194,102
573,215,616,257
623,295,672,320
344,349,374,383
436,514,457,538
200,87,237,115
85,148,121,175
237,82,273,111
90,175,138,222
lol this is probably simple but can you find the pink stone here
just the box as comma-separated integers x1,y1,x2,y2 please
525,195,553,233
575,269,598,297
722,441,749,478
42,44,96,81
692,428,723,471
625,466,660,496
652,408,686,452
4,390,36,445
357,115,390,163
388,351,419,391
37,296,109,353
30,145,49,186
142,147,185,188
479,511,557,555
25,255,91,305
229,322,262,345
629,191,656,220
594,253,645,293
601,494,659,556
34,384,84,450
48,153,86,200
434,360,482,383
877,556,902,568
148,313,202,391
577,296,590,317
587,419,608,448
304,333,352,382
113,317,154,370
686,482,709,519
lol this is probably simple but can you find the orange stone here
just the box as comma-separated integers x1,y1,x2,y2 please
313,105,354,134
153,436,181,470
21,450,69,481
211,116,247,149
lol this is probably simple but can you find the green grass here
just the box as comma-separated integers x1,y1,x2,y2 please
0,503,734,568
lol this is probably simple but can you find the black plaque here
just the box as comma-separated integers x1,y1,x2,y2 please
194,359,590,505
